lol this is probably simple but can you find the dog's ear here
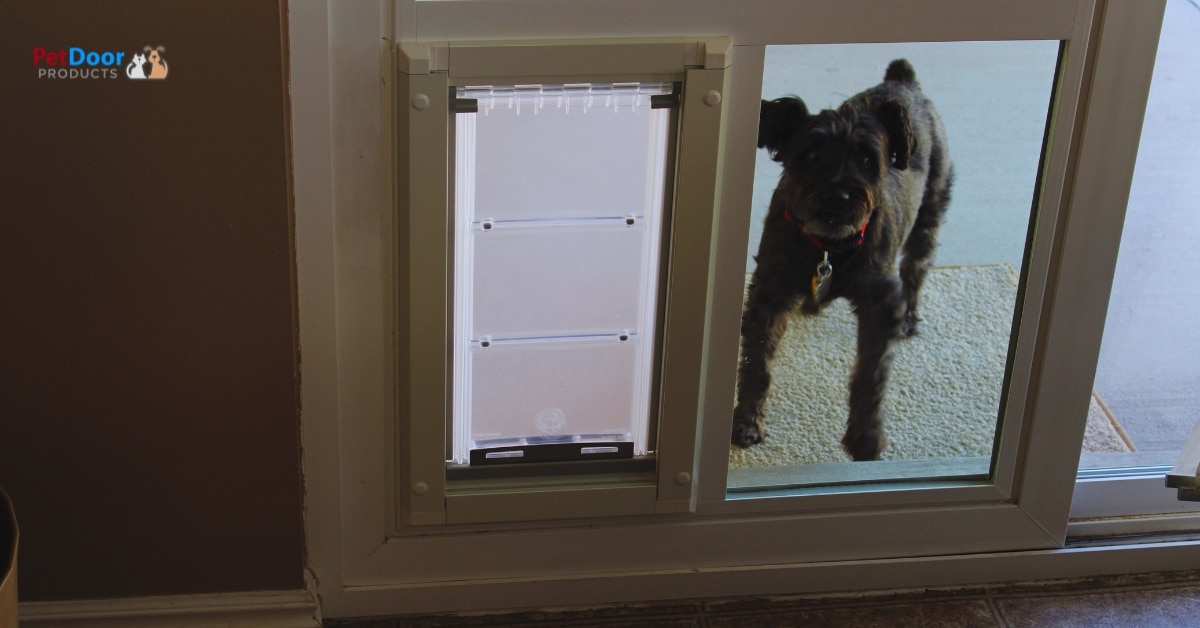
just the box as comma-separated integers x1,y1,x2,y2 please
877,100,915,170
758,97,809,162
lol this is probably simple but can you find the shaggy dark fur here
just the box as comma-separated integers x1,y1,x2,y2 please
732,59,954,461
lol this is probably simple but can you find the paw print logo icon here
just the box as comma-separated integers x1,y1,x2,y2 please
126,45,168,80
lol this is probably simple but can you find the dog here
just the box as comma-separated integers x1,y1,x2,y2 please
731,59,953,461
146,46,168,79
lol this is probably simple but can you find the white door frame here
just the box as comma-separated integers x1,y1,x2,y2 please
290,0,1198,619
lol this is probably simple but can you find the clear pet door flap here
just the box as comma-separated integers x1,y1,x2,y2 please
452,82,673,465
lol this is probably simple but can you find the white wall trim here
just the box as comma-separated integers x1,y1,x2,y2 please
18,590,319,627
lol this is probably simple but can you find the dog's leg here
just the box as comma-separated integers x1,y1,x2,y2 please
899,166,952,337
732,273,797,447
843,277,905,460
898,219,936,337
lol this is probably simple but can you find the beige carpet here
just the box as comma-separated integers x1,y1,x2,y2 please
729,265,1134,470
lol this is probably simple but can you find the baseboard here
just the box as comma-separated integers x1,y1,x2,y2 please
18,589,319,627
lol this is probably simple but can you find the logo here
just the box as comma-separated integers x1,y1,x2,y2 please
127,46,169,80
535,408,567,436
33,45,169,81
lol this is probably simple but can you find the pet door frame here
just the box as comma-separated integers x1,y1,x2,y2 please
289,0,1200,619
395,38,731,526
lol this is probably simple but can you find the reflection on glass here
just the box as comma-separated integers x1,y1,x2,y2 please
1082,0,1200,473
729,41,1059,491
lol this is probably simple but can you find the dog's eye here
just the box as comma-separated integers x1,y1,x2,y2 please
860,153,873,168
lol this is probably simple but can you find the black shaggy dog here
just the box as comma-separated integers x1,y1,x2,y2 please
732,59,953,461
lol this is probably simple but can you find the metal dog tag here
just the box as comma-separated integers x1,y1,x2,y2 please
811,251,833,301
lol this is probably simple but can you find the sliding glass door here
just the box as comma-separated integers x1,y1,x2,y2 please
291,0,1192,618
1071,0,1200,528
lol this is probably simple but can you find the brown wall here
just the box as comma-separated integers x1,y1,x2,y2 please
0,1,304,600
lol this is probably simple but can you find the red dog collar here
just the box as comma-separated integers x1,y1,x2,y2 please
784,206,870,253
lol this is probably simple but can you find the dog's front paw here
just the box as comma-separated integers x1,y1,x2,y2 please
842,425,886,461
899,310,922,338
732,417,767,448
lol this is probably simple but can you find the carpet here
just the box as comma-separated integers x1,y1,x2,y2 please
728,264,1134,471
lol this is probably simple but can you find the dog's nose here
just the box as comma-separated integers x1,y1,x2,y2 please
823,190,852,208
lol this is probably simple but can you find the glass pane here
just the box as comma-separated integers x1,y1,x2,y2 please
728,41,1059,491
1081,0,1199,474
451,83,672,465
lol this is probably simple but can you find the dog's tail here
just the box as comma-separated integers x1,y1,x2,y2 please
884,59,917,84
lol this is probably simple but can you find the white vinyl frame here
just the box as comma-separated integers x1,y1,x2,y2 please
394,37,730,526
292,0,1200,620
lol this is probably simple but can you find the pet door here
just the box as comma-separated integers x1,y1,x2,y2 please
451,82,674,465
